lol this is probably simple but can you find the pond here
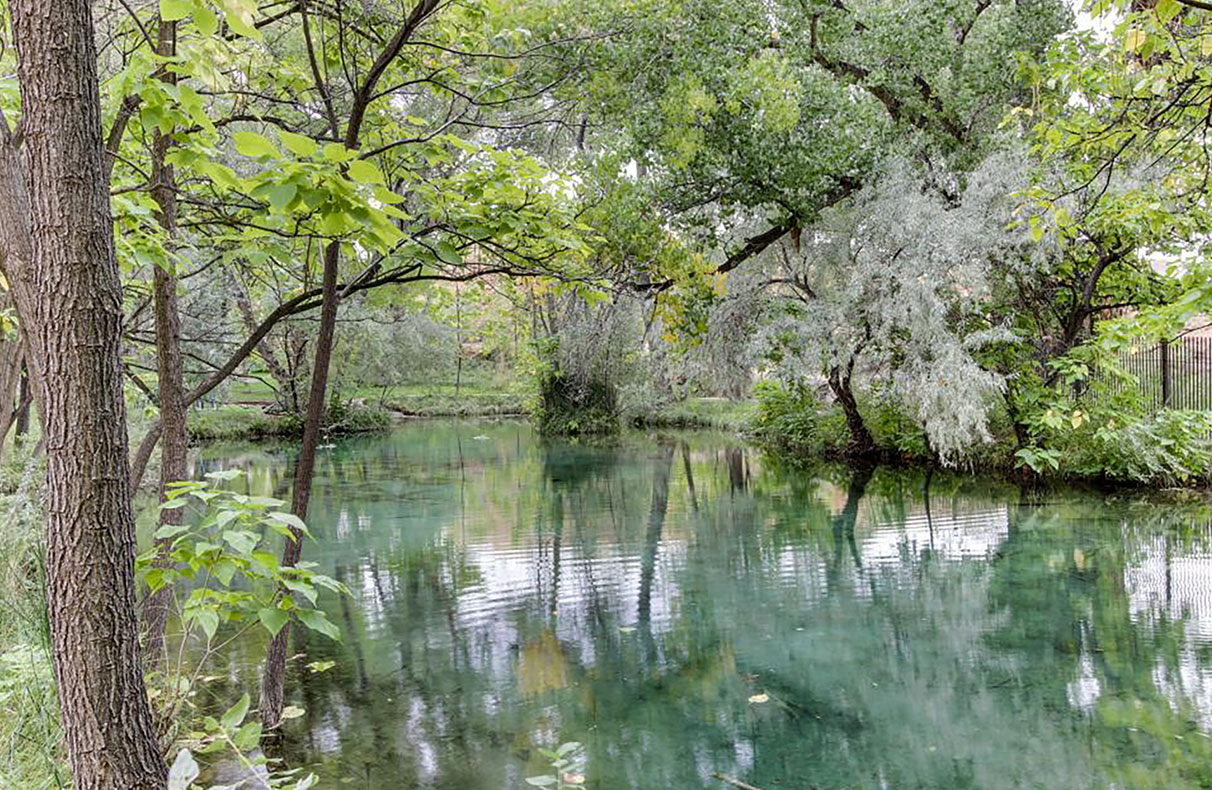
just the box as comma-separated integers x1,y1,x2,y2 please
187,420,1212,789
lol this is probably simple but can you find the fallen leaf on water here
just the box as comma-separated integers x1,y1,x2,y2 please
748,693,769,704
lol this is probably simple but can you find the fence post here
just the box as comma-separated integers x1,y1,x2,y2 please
1161,339,1172,408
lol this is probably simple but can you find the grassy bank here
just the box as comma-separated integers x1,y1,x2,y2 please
188,403,394,442
633,397,754,432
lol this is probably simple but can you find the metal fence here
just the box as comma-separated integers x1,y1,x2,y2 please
1103,336,1212,412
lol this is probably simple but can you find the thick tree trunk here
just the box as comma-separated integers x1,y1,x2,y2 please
260,239,342,728
143,16,187,666
6,1,168,787
828,360,875,457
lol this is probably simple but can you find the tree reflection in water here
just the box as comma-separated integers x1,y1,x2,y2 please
186,422,1212,789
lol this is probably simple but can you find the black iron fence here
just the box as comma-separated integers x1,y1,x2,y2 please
1103,336,1212,412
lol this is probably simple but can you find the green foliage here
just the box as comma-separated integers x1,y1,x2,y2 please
1020,407,1212,486
750,381,847,457
137,472,347,644
632,397,753,432
168,693,317,790
1010,348,1212,484
862,391,931,460
0,646,64,790
535,368,619,436
525,742,586,789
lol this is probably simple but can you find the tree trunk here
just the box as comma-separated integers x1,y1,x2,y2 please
0,326,26,454
143,15,187,666
828,360,875,456
6,2,168,787
260,239,341,728
14,358,32,444
233,277,298,413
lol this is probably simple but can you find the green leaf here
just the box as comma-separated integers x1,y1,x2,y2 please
160,0,195,22
525,777,557,787
266,183,298,212
153,523,189,541
322,142,359,163
206,469,244,481
222,529,258,556
245,495,285,507
194,5,219,35
220,693,250,730
267,511,308,535
221,1,261,39
321,210,350,236
233,721,262,750
281,704,306,720
372,186,406,205
194,608,220,640
1157,0,1181,22
296,608,340,641
258,607,290,637
212,560,238,587
347,159,385,185
233,131,280,159
279,130,318,158
167,749,200,790
436,241,463,265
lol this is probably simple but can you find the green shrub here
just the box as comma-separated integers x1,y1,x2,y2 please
862,392,930,460
535,370,619,436
750,380,847,455
1021,407,1212,485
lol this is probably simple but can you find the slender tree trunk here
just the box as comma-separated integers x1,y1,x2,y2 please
233,277,297,413
260,239,341,728
13,358,32,443
828,360,875,456
143,16,187,666
0,328,26,454
6,2,168,787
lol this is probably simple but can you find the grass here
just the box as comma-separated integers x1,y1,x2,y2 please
0,445,64,789
223,366,531,420
633,397,754,432
187,403,394,442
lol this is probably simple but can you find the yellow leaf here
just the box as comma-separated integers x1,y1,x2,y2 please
748,693,769,704
1124,29,1147,53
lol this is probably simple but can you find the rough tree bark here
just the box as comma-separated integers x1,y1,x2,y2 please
4,1,168,787
143,15,188,666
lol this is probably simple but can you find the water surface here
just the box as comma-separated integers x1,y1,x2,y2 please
189,421,1212,789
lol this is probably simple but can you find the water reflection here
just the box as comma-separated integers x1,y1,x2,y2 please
185,422,1212,789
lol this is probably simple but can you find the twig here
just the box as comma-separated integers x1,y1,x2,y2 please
710,773,768,790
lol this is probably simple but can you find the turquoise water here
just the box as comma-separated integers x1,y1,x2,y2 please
188,421,1212,789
